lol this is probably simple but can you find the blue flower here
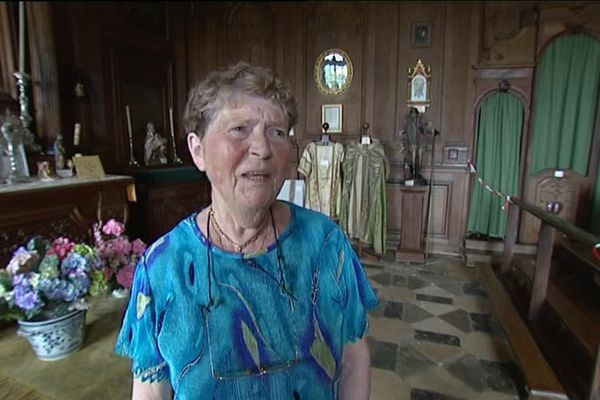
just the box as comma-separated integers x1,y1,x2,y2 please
61,253,89,277
12,274,44,312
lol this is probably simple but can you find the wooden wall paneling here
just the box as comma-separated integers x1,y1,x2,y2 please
386,182,403,242
433,4,472,255
362,3,376,137
365,3,400,143
440,4,473,145
293,3,307,144
28,1,61,147
74,3,107,161
224,3,276,70
423,167,467,254
305,2,364,138
430,183,449,237
170,3,189,165
186,3,221,89
274,3,304,178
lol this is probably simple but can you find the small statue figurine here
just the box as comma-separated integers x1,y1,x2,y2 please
37,161,53,181
144,122,168,166
54,134,66,170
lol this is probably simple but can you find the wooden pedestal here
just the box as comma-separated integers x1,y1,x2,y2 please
395,185,428,262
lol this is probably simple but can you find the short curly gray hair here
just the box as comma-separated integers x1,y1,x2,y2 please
183,62,298,139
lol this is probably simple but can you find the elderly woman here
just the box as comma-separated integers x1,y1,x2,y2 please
115,62,378,400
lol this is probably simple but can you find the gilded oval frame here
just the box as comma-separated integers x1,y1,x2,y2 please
314,49,354,96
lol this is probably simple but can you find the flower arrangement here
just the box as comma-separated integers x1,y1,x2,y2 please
93,218,146,294
0,237,103,321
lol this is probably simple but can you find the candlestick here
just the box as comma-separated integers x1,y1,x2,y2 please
169,107,183,165
18,2,25,73
125,105,139,167
73,123,81,146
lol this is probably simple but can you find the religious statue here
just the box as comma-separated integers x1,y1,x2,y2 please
54,134,66,170
400,107,435,185
402,107,425,184
144,122,168,166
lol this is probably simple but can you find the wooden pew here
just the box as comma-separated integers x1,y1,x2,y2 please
500,198,600,400
479,264,568,399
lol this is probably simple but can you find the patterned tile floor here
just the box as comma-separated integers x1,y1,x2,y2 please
363,255,526,400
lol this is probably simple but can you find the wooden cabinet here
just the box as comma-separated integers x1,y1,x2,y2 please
395,186,428,262
129,167,211,244
0,175,135,267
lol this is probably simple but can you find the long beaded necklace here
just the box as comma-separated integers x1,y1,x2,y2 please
208,206,269,253
204,207,296,313
203,208,301,381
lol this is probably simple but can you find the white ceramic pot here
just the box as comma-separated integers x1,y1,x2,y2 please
17,309,86,361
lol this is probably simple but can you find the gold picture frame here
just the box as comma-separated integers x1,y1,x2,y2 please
73,155,105,179
314,49,354,96
407,58,432,113
321,104,343,133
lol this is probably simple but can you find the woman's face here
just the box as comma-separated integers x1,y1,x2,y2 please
188,92,291,213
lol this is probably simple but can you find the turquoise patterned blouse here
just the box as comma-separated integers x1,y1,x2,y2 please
115,202,378,399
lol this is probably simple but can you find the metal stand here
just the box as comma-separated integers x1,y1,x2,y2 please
125,105,139,167
424,129,440,259
1,120,21,184
127,131,139,168
170,130,183,165
169,108,183,165
13,72,40,152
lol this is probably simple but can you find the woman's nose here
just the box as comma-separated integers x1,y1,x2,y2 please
248,127,272,158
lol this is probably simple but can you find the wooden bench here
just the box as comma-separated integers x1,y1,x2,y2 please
500,198,600,400
479,264,568,399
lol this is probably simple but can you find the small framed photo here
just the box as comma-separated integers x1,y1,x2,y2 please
411,22,431,48
321,104,342,133
73,155,106,179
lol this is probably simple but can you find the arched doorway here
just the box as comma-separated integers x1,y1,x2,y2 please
467,90,526,238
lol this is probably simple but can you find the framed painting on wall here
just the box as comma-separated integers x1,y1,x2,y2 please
411,22,432,48
321,104,342,133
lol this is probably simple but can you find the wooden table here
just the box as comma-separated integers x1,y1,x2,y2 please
0,175,135,267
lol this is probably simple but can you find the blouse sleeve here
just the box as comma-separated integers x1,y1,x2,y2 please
319,228,379,345
114,259,169,383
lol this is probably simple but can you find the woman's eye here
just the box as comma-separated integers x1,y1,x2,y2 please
270,128,287,138
230,126,246,134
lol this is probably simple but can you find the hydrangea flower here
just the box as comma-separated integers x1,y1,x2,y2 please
93,219,146,291
1,236,101,321
102,219,125,236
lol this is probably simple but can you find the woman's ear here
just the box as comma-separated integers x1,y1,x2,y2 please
187,132,206,171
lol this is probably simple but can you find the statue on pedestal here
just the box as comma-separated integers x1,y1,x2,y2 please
144,122,168,166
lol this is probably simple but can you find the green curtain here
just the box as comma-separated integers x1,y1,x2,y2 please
592,167,600,235
468,92,524,238
529,34,600,176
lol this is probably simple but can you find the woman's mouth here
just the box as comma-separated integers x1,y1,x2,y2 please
242,172,270,181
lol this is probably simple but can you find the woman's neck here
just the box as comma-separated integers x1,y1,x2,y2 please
208,203,272,252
